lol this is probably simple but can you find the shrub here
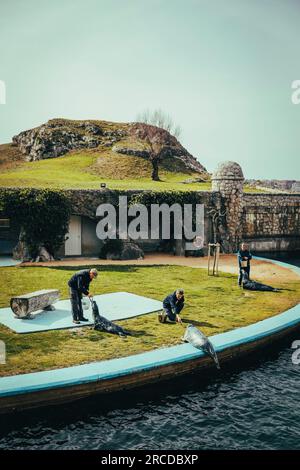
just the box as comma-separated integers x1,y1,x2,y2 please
0,188,71,258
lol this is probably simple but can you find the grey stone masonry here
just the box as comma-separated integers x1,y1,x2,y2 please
212,161,245,252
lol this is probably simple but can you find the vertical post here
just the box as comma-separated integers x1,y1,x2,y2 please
212,245,217,275
215,243,220,276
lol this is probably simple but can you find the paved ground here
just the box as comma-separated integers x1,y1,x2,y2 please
20,253,300,283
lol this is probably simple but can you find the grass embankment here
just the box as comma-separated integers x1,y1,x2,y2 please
0,144,263,192
0,264,299,377
0,145,211,191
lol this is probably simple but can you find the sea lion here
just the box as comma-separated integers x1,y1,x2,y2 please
91,299,131,337
183,324,220,369
242,271,279,292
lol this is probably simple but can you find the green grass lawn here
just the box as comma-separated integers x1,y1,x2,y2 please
0,264,299,377
0,149,211,191
0,147,264,192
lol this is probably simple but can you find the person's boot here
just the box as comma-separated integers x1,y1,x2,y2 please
73,319,80,324
158,311,167,323
79,317,89,322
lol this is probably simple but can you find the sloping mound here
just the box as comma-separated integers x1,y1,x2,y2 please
11,118,207,175
0,144,24,170
91,149,201,180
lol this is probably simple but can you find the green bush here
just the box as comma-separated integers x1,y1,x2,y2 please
0,188,71,257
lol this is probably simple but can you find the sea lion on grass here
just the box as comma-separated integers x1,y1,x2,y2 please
91,299,131,337
242,271,279,292
183,324,220,369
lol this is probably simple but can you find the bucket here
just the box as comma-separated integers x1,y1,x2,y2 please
82,297,90,310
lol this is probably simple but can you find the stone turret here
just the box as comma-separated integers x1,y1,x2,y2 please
212,161,244,252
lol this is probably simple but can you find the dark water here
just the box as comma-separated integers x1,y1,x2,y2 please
257,251,300,268
0,253,299,450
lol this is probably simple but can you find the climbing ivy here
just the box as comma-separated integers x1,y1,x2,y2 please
0,188,71,257
129,190,203,237
129,190,202,207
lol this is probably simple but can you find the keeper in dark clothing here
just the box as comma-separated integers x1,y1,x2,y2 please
161,289,184,323
68,268,98,323
238,242,252,286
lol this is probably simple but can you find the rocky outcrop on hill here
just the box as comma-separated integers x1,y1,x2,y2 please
245,179,300,193
11,118,207,174
12,119,126,161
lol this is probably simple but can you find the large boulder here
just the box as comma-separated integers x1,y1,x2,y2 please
12,120,109,161
100,239,144,260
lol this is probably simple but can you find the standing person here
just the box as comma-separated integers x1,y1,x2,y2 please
160,288,185,323
238,242,252,287
68,268,98,324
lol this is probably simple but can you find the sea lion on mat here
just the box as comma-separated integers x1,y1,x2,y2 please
91,299,131,337
242,271,279,292
183,324,220,369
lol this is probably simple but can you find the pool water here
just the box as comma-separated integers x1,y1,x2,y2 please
0,253,299,450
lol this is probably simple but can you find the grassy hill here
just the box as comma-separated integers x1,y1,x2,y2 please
0,118,212,191
0,144,212,191
0,119,264,192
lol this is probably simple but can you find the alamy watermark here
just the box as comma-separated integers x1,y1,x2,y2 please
291,340,300,365
0,80,6,104
291,80,300,104
0,340,5,364
95,196,204,251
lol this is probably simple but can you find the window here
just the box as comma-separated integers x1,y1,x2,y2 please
0,219,10,228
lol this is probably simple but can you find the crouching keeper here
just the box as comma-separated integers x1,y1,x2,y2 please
160,288,184,323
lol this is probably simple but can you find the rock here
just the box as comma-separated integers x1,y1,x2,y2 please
181,177,208,184
34,246,55,262
12,228,31,261
119,241,144,260
291,182,300,192
12,240,31,262
12,119,106,161
112,145,149,159
245,179,300,193
102,239,144,260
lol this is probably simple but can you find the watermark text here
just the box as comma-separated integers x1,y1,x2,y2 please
0,80,6,104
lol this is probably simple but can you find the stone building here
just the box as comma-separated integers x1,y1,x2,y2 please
211,161,244,252
0,161,299,258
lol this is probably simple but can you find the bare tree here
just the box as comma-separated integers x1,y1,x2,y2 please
136,108,181,139
134,109,182,181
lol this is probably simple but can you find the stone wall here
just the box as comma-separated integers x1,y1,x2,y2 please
66,188,218,255
68,187,300,254
1,179,299,257
241,193,300,252
212,161,244,252
211,162,300,253
245,179,300,193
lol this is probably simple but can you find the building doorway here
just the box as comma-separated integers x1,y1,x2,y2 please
65,215,82,256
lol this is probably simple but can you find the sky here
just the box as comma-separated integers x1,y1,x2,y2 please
0,0,299,179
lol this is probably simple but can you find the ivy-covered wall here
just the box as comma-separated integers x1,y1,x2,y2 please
0,188,71,259
1,187,299,257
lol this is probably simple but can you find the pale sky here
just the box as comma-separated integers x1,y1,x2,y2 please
0,0,299,178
